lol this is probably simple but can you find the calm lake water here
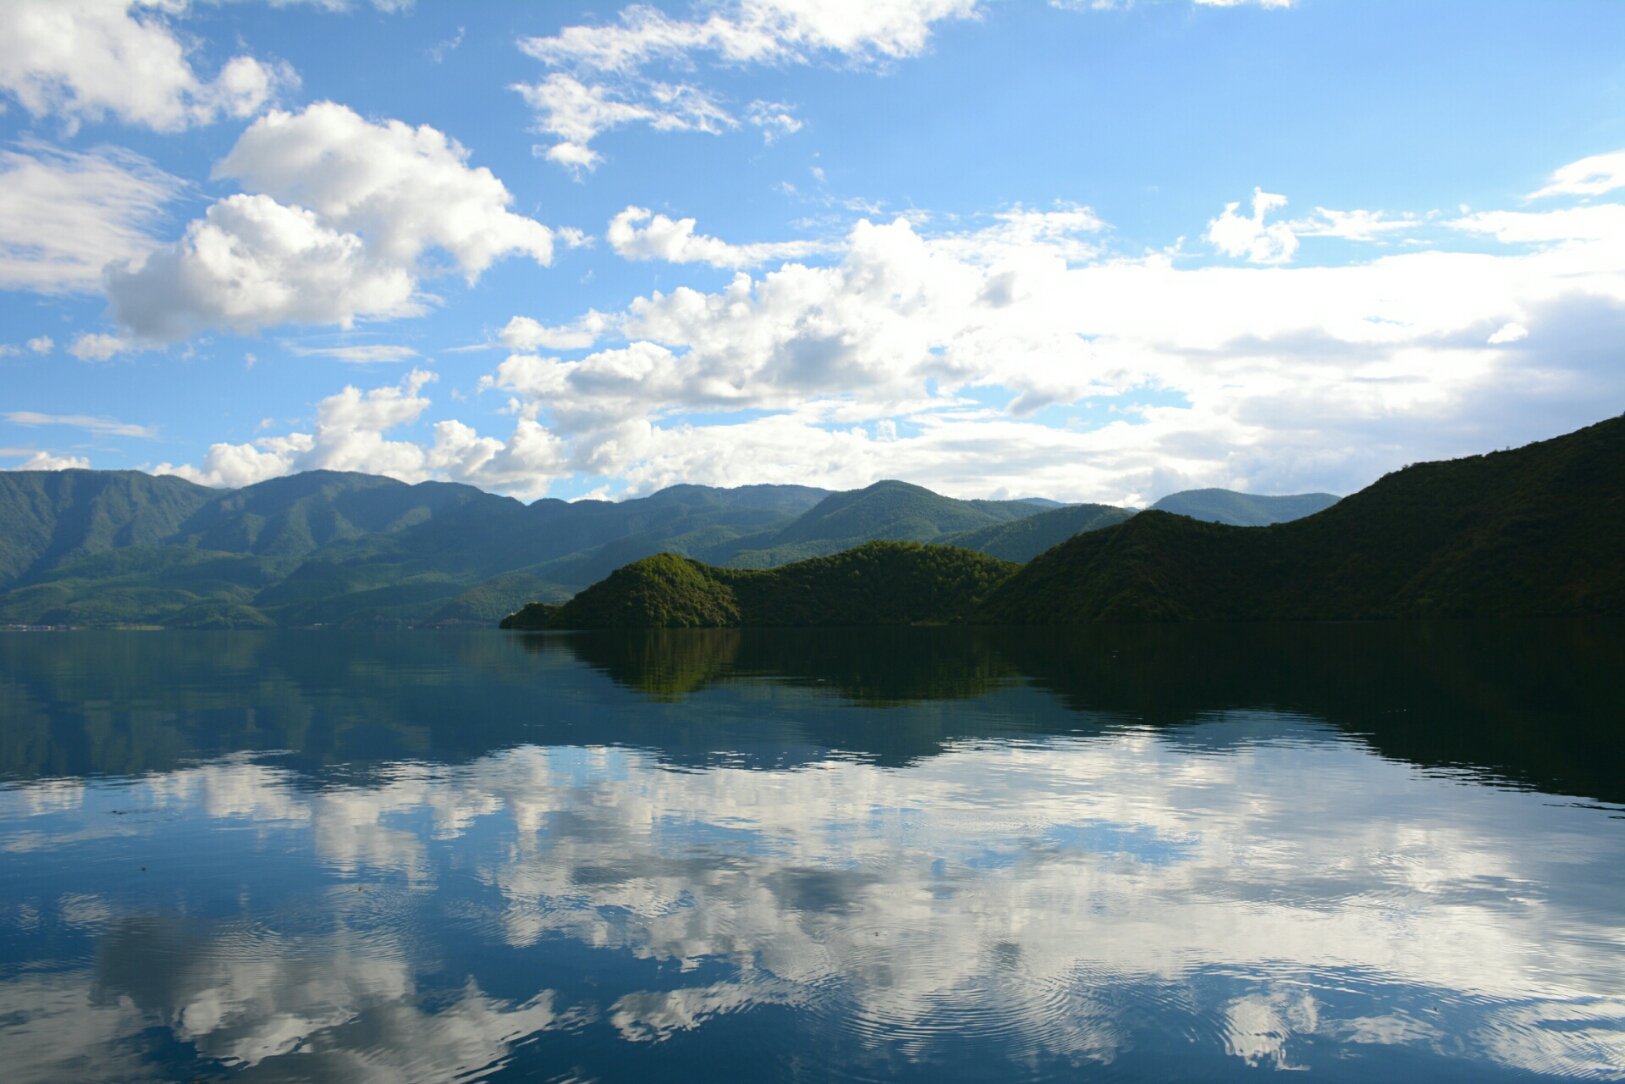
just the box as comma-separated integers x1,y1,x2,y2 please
1,623,1622,1082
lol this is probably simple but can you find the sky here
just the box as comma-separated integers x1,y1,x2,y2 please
1,0,1623,504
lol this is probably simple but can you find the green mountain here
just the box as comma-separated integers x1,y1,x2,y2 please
939,503,1135,562
1148,488,1340,526
0,472,835,627
504,541,1018,629
0,470,216,587
2,469,1116,628
710,480,1051,568
979,414,1625,622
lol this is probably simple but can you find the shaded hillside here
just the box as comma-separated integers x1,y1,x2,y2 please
1148,488,1340,526
712,480,1047,568
504,541,1018,629
0,470,215,588
940,503,1135,562
979,414,1625,622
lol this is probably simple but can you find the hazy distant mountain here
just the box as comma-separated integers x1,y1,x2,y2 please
1147,488,1340,526
712,480,1052,568
980,414,1625,622
939,503,1135,563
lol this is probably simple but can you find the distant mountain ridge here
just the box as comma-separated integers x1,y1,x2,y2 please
0,469,1154,627
1148,488,1340,526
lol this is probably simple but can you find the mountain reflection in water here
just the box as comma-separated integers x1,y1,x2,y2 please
0,623,1621,1081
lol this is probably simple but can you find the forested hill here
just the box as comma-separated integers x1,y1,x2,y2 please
502,542,1018,630
979,413,1625,622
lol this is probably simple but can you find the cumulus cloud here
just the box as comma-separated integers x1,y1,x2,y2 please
0,141,183,293
607,206,827,267
1206,187,1299,264
107,194,419,340
155,368,568,498
27,336,55,354
1529,148,1625,200
479,170,1625,502
67,332,132,361
0,0,290,132
502,312,614,352
514,0,981,170
217,102,554,278
105,103,554,341
5,450,94,471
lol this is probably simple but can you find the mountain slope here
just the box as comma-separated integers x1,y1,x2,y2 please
940,503,1135,562
0,473,834,626
1148,488,1340,526
0,470,216,589
711,480,1047,567
978,414,1625,622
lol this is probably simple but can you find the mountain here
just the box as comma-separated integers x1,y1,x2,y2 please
0,473,834,627
0,470,216,588
709,479,1052,567
939,503,1135,562
504,541,1018,630
2,469,1113,628
1148,488,1340,526
979,414,1625,622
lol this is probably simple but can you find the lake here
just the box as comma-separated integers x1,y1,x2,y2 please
1,623,1622,1082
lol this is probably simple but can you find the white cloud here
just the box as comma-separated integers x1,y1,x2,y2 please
67,332,131,361
1530,149,1625,200
746,99,802,142
218,102,554,278
512,74,736,175
106,103,555,342
107,194,419,340
0,0,290,132
482,167,1625,502
285,343,419,363
502,312,614,352
27,336,54,354
0,141,183,293
5,410,155,438
607,206,827,268
155,368,568,498
514,1,980,170
1206,187,1299,264
1290,207,1424,242
5,451,94,471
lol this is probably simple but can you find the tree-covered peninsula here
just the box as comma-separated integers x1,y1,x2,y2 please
500,542,1018,629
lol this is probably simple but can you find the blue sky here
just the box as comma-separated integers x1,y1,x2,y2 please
3,0,1624,502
